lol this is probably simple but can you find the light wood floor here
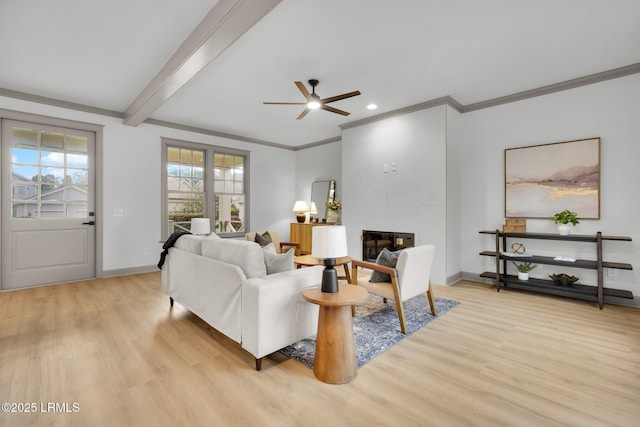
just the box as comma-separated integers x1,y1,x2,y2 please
1,273,639,427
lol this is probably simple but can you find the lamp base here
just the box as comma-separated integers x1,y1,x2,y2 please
296,212,306,223
321,258,339,293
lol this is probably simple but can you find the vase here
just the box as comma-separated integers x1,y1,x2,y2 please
517,272,529,281
326,209,340,224
558,224,571,235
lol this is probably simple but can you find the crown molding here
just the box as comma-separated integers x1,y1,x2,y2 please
293,136,342,151
2,62,639,151
0,87,123,118
340,96,462,131
143,118,294,150
461,62,640,113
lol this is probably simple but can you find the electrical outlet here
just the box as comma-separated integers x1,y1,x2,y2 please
607,268,618,277
383,163,389,173
391,162,397,171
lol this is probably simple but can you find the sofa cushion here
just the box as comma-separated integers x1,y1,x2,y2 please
263,247,295,275
201,238,267,279
174,233,219,255
254,231,273,247
370,248,401,283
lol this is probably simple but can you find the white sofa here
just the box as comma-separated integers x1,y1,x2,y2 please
161,234,323,370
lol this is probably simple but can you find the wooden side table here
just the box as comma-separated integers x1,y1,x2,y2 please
302,284,368,384
295,255,353,284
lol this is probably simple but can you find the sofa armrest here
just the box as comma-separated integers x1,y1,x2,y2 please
241,265,324,359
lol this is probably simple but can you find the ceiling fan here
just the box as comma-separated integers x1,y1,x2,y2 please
263,79,361,120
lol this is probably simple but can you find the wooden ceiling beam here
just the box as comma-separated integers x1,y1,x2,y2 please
123,0,281,126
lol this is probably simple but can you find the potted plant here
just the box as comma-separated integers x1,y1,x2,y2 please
513,261,537,281
551,210,579,235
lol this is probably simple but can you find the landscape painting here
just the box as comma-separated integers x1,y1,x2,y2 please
505,138,600,219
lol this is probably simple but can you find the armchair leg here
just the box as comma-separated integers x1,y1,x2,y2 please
169,297,174,307
255,357,263,371
426,282,437,316
390,277,407,334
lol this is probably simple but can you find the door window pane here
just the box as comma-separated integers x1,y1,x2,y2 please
41,150,64,166
67,153,88,168
11,127,91,218
66,135,88,152
41,132,64,149
12,147,38,164
12,128,37,146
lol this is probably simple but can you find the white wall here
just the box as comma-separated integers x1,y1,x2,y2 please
0,96,297,277
341,106,448,285
457,74,640,295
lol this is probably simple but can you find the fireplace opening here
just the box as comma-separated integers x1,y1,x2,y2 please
361,230,415,262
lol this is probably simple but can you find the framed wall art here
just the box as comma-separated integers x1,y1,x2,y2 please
505,137,600,219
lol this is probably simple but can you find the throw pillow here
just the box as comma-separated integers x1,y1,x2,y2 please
262,243,276,254
263,247,295,275
254,231,273,247
369,248,401,283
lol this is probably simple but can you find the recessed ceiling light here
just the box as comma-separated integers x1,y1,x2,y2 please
367,103,378,110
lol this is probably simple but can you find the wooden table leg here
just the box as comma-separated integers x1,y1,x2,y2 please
314,305,358,384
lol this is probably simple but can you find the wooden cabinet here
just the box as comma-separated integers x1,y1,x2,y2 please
290,223,330,255
479,230,633,309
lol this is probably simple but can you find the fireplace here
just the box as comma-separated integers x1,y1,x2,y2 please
361,230,415,262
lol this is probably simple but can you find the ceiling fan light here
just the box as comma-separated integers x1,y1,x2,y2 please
307,100,321,109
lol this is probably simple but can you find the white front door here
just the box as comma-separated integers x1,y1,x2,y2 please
1,119,96,290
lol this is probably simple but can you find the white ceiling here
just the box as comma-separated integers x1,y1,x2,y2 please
2,0,639,148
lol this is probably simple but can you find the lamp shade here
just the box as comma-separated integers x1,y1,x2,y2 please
310,202,318,215
292,200,309,212
312,225,348,259
191,218,211,235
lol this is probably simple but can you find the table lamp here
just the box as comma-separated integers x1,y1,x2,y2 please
292,200,309,223
312,225,348,293
191,218,211,235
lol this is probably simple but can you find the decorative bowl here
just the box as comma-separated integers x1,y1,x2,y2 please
549,273,579,286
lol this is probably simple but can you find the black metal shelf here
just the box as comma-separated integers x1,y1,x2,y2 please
479,230,634,309
479,230,632,242
479,251,633,271
479,272,633,300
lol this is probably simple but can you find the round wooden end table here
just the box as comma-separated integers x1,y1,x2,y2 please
302,284,368,384
295,255,353,284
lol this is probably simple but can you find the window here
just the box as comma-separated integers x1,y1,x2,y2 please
162,138,249,239
11,127,89,219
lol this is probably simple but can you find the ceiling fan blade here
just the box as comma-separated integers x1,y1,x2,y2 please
263,102,307,105
296,108,311,120
295,81,312,101
321,104,350,116
321,90,361,104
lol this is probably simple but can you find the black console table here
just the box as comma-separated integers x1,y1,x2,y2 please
479,230,633,309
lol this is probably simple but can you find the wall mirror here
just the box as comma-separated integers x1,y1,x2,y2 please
310,179,335,222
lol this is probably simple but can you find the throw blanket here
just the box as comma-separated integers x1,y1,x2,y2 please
157,231,191,269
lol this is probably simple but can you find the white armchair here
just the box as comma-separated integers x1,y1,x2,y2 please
352,245,437,334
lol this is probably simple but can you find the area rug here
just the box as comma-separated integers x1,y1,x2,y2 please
280,294,459,368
